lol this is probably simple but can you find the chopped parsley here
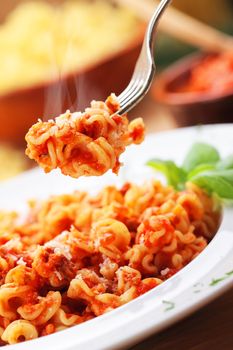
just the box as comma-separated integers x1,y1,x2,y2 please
162,300,175,311
209,277,226,286
209,270,233,286
226,270,233,276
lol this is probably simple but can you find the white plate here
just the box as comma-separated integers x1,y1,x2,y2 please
1,124,233,350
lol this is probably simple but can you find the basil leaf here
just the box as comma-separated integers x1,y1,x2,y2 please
183,143,220,173
146,159,186,190
216,155,233,170
190,169,233,199
187,163,216,180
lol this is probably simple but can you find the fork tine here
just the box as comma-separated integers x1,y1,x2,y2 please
119,68,154,109
118,77,153,114
118,77,142,104
119,67,148,104
119,80,144,107
119,85,147,112
118,80,138,102
118,56,147,102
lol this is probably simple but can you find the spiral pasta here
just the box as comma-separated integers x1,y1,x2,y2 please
1,320,38,344
0,179,220,345
25,94,145,178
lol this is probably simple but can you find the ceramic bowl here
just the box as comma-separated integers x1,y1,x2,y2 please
152,52,233,127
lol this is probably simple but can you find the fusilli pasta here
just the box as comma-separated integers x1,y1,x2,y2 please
0,180,220,345
25,94,145,178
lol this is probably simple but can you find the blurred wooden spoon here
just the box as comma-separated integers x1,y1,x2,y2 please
115,0,233,52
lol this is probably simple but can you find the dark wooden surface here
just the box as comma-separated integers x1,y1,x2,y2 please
131,287,233,350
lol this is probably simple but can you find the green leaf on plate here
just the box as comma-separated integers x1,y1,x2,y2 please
189,169,233,200
146,142,233,201
146,159,186,190
182,143,220,173
187,163,216,180
216,155,233,170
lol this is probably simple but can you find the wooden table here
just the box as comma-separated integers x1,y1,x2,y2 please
131,287,233,350
130,95,233,350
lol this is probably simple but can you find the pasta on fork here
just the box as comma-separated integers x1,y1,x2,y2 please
25,94,145,178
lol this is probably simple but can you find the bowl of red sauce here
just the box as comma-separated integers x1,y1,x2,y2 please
152,52,233,126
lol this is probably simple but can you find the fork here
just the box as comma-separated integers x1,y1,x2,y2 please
117,0,172,115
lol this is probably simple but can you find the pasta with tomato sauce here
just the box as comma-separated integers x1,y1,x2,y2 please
25,94,145,178
0,180,220,345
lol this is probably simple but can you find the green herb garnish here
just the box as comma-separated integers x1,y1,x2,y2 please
183,143,220,172
147,142,233,201
226,270,233,276
146,159,186,190
209,270,233,286
209,277,226,286
216,155,233,170
162,300,175,311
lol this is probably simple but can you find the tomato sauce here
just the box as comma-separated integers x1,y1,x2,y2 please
179,53,233,94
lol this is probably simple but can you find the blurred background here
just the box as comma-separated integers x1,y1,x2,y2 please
0,0,233,180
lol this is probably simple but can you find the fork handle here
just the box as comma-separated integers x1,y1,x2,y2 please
146,0,172,56
115,0,233,52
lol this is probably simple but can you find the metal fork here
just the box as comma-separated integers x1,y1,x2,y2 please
117,0,172,115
